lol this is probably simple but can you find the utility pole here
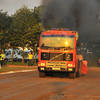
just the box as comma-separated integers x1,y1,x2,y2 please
35,44,37,64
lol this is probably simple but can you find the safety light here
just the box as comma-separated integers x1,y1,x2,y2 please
68,68,73,71
40,67,45,70
41,63,45,66
68,64,73,67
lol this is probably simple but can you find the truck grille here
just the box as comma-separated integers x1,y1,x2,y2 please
46,61,67,68
41,53,73,61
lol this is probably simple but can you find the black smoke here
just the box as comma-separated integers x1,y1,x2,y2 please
71,0,83,31
41,0,100,42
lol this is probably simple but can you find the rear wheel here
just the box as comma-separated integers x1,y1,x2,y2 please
69,72,76,79
76,69,81,77
76,60,81,78
39,72,46,78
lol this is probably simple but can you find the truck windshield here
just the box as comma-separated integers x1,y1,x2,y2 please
40,36,74,50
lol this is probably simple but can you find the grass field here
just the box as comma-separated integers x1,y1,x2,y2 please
0,67,35,73
3,61,38,66
0,62,38,73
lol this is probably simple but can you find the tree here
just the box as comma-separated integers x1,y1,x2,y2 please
0,10,12,52
31,6,41,23
10,5,42,63
25,6,43,64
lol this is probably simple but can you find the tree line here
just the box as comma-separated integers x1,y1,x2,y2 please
0,5,43,63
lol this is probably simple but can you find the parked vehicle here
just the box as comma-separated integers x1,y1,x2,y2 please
4,49,21,61
4,49,38,62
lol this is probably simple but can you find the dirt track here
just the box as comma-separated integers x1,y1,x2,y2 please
0,67,100,100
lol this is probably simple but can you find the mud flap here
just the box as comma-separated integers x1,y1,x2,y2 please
81,60,87,74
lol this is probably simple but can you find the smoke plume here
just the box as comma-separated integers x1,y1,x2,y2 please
41,0,100,42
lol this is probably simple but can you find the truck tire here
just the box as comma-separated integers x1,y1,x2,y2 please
69,72,75,79
76,68,81,77
39,72,46,78
76,60,81,78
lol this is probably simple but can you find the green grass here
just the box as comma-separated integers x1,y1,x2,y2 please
33,63,38,66
0,62,38,73
3,62,38,66
4,62,28,65
0,67,35,73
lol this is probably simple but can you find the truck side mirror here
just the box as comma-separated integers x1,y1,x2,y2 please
76,40,80,46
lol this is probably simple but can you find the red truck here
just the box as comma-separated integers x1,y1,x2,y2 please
38,28,87,79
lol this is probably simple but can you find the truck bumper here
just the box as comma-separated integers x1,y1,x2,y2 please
38,67,75,73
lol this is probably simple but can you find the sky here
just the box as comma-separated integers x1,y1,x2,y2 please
0,0,42,15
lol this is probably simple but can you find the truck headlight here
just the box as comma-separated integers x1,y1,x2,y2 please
41,63,45,66
68,64,73,67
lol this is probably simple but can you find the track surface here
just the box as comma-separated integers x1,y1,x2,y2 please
0,67,100,100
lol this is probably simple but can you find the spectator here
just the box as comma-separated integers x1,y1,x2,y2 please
28,51,33,66
0,51,5,66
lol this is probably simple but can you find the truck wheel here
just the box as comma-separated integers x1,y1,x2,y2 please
69,72,75,79
76,60,81,78
39,72,46,78
76,69,81,77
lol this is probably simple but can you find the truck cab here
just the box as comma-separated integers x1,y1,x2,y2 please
38,28,87,78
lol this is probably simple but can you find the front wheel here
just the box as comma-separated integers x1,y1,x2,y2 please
69,72,76,79
39,72,46,78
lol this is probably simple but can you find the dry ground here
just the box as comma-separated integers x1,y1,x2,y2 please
0,67,100,100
